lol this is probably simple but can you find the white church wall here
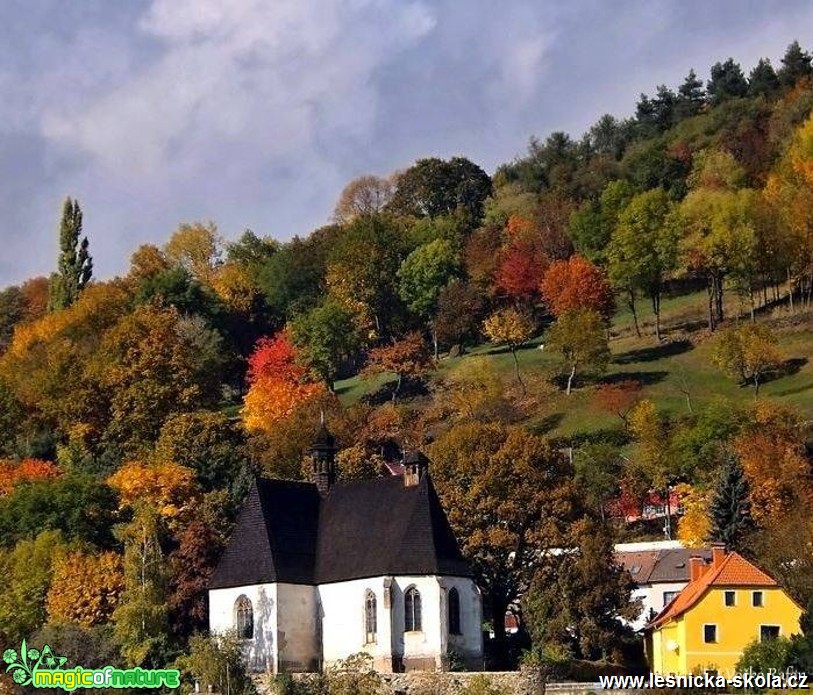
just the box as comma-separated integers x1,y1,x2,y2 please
439,577,484,669
389,576,444,671
319,576,395,671
209,583,278,673
276,583,320,672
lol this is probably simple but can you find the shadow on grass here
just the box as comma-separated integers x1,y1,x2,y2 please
553,427,631,448
763,357,810,394
527,413,565,435
360,377,430,406
600,370,669,387
613,339,693,365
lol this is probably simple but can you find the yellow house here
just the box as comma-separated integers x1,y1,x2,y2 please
647,546,802,676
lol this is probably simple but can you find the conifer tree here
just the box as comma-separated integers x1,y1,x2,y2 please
749,58,780,97
48,197,92,311
710,454,752,551
707,58,748,104
676,69,705,118
778,40,812,88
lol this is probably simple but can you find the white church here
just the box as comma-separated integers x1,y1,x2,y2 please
208,424,484,673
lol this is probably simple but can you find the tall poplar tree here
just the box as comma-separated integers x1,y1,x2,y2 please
48,197,93,311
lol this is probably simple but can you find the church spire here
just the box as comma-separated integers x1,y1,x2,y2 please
310,416,337,496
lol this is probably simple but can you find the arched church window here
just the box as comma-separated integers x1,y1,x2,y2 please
448,587,461,635
364,590,377,643
404,587,422,632
234,595,254,639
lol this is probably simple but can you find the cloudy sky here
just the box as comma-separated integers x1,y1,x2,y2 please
1,0,812,287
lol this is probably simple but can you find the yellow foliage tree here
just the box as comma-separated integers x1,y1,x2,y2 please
46,551,124,627
675,484,711,548
164,222,222,285
108,461,200,526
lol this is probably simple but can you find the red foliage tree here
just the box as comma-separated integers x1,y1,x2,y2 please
0,458,61,496
593,380,643,427
495,215,549,302
540,255,615,321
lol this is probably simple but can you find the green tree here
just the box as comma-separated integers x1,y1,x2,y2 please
0,286,26,353
676,68,705,118
609,189,679,341
546,309,610,395
0,474,118,548
707,58,748,105
574,443,622,522
113,505,169,666
524,519,639,662
737,636,793,674
175,633,255,695
709,454,752,551
388,157,492,222
290,298,362,388
0,531,67,644
48,198,92,311
778,40,812,88
748,58,780,97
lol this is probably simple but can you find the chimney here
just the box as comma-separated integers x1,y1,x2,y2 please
711,541,726,567
689,556,705,581
402,450,429,488
310,414,338,496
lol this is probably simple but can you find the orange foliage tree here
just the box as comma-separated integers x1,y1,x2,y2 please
734,403,812,526
540,255,615,321
0,459,61,496
592,380,642,428
242,332,325,435
362,332,433,403
46,550,124,627
108,460,200,526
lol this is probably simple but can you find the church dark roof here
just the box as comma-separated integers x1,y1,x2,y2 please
209,473,472,589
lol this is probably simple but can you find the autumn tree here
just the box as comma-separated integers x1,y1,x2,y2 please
48,197,93,311
609,189,679,341
0,458,61,497
333,174,394,223
712,323,782,394
363,332,433,403
733,403,812,527
164,221,222,285
242,332,325,436
430,423,579,657
495,215,549,304
128,244,170,282
432,280,486,353
593,379,642,428
540,255,615,322
108,460,200,528
627,399,672,492
546,308,610,395
482,307,535,393
676,483,711,548
46,550,124,627
96,303,225,453
709,454,752,551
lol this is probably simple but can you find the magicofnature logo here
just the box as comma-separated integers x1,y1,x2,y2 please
3,639,180,691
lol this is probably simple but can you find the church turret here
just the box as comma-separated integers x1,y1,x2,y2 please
311,414,337,496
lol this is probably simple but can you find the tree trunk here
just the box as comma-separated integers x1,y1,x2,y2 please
627,288,641,338
511,347,526,395
707,282,715,331
489,595,510,669
651,291,661,342
754,374,761,397
788,267,794,313
392,372,402,403
566,364,576,395
432,328,439,360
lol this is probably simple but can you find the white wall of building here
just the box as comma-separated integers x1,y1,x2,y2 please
209,583,278,672
629,581,689,631
276,583,320,672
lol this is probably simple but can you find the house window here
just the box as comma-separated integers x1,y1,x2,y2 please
234,595,253,640
703,624,718,643
364,590,377,644
405,587,422,632
760,625,780,642
752,591,764,607
662,591,678,607
448,588,461,635
724,591,736,607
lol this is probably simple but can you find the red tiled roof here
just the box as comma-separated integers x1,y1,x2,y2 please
647,551,778,629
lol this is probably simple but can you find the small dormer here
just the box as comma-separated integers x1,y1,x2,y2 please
402,450,429,487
